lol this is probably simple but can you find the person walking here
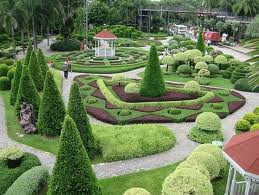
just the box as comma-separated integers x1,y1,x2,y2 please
67,57,72,72
63,62,69,79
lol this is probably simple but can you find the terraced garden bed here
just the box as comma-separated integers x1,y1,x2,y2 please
75,75,246,124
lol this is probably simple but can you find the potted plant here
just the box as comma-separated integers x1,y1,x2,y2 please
0,146,24,168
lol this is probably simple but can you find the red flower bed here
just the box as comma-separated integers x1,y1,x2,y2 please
207,95,224,103
133,106,163,112
175,104,202,110
230,91,246,100
129,115,172,123
112,86,198,103
92,89,106,100
106,102,119,109
228,101,246,114
86,106,117,124
88,81,98,88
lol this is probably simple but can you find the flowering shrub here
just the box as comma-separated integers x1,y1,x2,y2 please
174,52,188,62
243,112,257,124
203,55,214,63
235,119,251,132
195,62,208,71
194,56,204,64
162,168,213,195
195,112,221,131
184,81,200,93
125,83,140,94
0,146,23,161
112,73,125,85
198,69,210,77
214,55,228,65
123,188,151,195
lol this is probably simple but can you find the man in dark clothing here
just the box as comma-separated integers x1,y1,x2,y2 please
63,62,69,79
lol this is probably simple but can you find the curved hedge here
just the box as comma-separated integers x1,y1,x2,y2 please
5,166,49,195
234,78,259,92
189,126,223,144
162,168,213,195
123,188,151,195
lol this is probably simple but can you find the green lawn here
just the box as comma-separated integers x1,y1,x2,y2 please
99,161,228,195
138,68,234,89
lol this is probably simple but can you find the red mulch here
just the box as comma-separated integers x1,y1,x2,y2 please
228,101,246,114
86,106,117,124
174,104,202,110
88,81,98,88
106,102,119,109
132,106,163,112
92,89,106,100
207,95,224,103
230,91,246,100
129,115,172,123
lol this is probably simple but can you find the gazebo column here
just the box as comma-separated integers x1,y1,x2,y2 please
113,41,116,56
244,178,251,195
98,40,100,57
225,165,234,195
230,168,237,195
104,40,107,58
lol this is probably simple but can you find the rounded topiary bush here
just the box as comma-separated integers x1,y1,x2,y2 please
195,61,208,71
0,76,11,90
184,49,202,60
195,76,210,85
176,64,192,76
243,112,257,124
168,108,181,115
118,109,131,116
198,69,210,77
192,144,227,172
112,73,125,85
176,160,210,179
87,97,98,104
214,55,228,69
0,64,9,77
161,168,213,195
203,55,213,63
125,83,139,94
208,64,219,75
194,56,204,64
187,151,220,179
196,112,221,131
250,124,259,132
174,52,188,63
162,55,174,65
123,188,151,195
7,67,16,81
184,81,200,93
235,119,251,132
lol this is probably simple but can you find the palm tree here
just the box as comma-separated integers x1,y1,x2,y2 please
233,0,259,17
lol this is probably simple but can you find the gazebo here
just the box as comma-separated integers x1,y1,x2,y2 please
93,29,117,58
223,131,259,195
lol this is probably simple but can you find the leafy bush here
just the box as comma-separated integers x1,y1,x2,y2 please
123,188,151,195
250,123,259,132
198,69,210,77
168,108,181,115
243,112,257,124
5,166,49,195
254,106,259,115
194,56,204,64
192,144,227,172
187,151,220,179
125,83,139,94
211,103,223,110
0,147,23,161
0,153,41,195
195,112,221,131
189,126,223,143
118,109,132,116
87,97,98,104
234,78,259,92
203,55,213,63
37,71,66,136
161,168,213,195
0,64,9,77
50,39,80,51
48,116,102,195
162,55,174,65
195,76,210,85
184,49,202,60
68,82,96,159
214,55,228,66
140,45,166,97
7,68,16,81
195,62,208,71
184,81,200,93
112,73,125,85
176,160,210,179
176,64,192,76
94,124,176,161
235,119,251,132
174,52,188,62
208,64,219,75
10,61,22,105
1,59,14,66
0,76,11,90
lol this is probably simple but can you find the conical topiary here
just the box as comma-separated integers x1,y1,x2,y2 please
140,45,166,97
15,66,40,118
37,48,49,80
37,71,66,136
10,61,23,105
67,82,96,159
48,116,102,195
28,50,44,92
24,40,33,66
196,31,205,53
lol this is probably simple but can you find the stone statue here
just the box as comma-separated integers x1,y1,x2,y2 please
19,102,36,134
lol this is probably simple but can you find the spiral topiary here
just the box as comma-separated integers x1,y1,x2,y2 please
125,83,139,94
161,168,213,195
196,112,221,131
195,61,208,71
123,188,151,195
186,151,220,179
184,81,200,93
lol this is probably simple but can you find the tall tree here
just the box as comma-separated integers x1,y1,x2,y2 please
196,31,205,53
233,0,259,17
10,61,23,105
48,116,102,195
37,49,49,80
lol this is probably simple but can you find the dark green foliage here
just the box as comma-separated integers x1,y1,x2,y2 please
140,45,165,97
37,71,66,136
234,78,259,92
50,39,80,51
37,49,49,80
7,67,16,81
0,153,41,195
222,66,236,79
67,82,96,159
196,31,205,53
0,76,11,90
10,61,22,105
28,50,44,92
48,116,102,195
15,66,40,118
189,126,223,144
231,64,251,84
0,64,9,76
24,41,33,66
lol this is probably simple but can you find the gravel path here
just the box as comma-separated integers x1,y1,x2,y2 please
1,37,258,179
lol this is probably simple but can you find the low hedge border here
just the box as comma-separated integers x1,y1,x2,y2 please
97,79,215,109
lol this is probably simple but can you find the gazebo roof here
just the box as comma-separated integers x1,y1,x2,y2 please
223,131,259,177
94,29,117,40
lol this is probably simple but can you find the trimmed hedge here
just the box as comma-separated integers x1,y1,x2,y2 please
195,112,221,131
189,126,223,143
10,61,22,105
123,188,151,195
223,66,236,79
0,64,9,77
50,39,80,51
176,64,192,76
37,71,66,136
67,82,96,159
125,83,139,94
235,119,251,132
208,64,219,75
254,106,259,115
5,166,49,195
250,123,259,131
94,124,176,162
0,76,11,90
234,78,259,92
243,112,258,124
0,153,41,195
162,168,213,195
184,81,200,94
48,116,102,195
24,41,33,66
187,151,220,179
195,62,208,71
7,68,16,81
214,55,228,70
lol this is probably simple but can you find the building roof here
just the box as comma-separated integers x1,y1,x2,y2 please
224,131,259,176
94,29,117,40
